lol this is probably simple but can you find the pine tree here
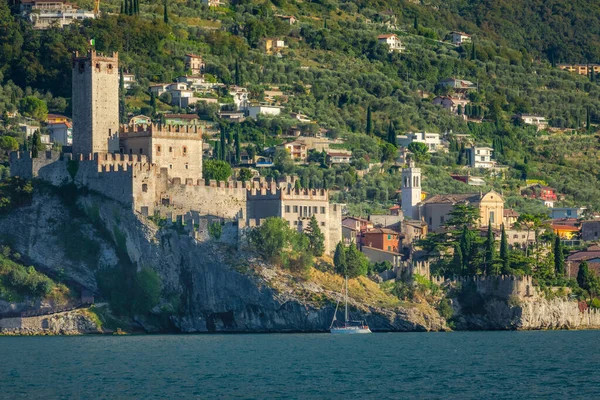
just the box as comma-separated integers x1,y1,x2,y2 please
554,235,565,276
500,223,510,273
366,105,373,136
485,223,495,275
306,215,325,257
333,242,347,275
163,1,168,23
459,225,473,273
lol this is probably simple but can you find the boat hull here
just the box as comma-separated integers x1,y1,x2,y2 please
330,327,372,334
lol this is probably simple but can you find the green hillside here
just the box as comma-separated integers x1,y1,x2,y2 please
1,0,600,211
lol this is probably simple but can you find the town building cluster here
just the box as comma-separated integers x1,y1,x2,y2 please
9,51,343,253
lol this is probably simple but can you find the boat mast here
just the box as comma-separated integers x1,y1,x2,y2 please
344,275,348,325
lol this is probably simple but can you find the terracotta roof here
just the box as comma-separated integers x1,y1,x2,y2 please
420,193,481,205
185,53,202,58
377,34,397,39
504,209,520,218
389,205,400,210
567,251,600,262
365,228,400,235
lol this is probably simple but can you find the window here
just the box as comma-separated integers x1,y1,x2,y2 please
285,206,290,213
183,146,187,155
313,206,318,214
169,147,173,153
440,216,445,224
387,235,391,240
293,206,298,213
139,148,143,154
95,63,100,71
321,207,326,214
129,149,132,155
428,217,432,225
107,64,113,73
185,163,189,170
320,222,325,226
142,184,148,193
169,164,172,169
387,246,391,251
513,234,518,239
157,145,162,154
489,211,495,224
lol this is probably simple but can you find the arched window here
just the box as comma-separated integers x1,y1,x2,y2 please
183,146,187,155
95,63,101,71
142,184,148,193
169,147,173,153
139,148,143,154
156,145,162,154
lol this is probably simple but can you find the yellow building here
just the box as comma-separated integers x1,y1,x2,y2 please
558,64,600,76
418,191,504,232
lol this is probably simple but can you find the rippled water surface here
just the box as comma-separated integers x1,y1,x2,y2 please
1,331,599,399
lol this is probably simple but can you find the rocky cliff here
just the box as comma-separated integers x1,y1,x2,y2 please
451,288,600,330
0,187,446,333
0,309,102,335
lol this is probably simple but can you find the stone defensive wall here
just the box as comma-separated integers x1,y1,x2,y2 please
119,123,202,139
154,169,247,219
432,275,536,300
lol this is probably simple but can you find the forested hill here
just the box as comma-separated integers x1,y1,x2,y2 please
1,0,600,211
443,0,600,63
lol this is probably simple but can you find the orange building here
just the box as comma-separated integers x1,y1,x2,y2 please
363,228,402,253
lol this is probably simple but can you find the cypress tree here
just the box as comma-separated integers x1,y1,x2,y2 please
591,66,595,82
500,223,510,273
586,106,591,130
163,1,168,23
471,40,476,61
387,121,396,146
124,0,129,15
234,128,241,164
459,225,472,273
452,243,463,276
31,131,41,158
219,126,226,160
554,235,565,276
214,141,221,161
485,223,495,275
333,242,347,276
413,16,418,31
128,0,133,15
366,105,373,136
235,59,240,86
577,260,591,291
120,1,124,14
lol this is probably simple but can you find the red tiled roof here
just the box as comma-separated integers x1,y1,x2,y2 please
378,34,397,39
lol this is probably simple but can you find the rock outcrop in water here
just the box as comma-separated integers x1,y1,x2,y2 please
0,189,446,333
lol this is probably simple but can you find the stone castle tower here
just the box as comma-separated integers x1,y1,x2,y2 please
402,160,421,220
72,50,120,155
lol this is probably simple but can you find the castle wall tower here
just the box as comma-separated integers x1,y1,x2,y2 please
72,50,120,155
401,160,421,220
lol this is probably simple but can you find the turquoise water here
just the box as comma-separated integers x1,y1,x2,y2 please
1,331,599,399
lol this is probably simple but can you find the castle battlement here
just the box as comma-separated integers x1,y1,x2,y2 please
119,123,202,139
73,50,118,64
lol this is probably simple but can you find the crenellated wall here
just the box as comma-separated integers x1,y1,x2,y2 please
433,275,537,300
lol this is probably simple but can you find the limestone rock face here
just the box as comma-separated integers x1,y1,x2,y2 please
0,190,446,333
453,297,600,330
0,309,101,335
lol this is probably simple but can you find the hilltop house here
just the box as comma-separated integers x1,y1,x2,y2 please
326,150,352,164
20,0,95,29
514,114,548,131
377,34,405,52
342,216,373,247
277,15,297,25
521,184,558,207
120,72,136,90
448,31,471,46
283,141,308,162
46,114,69,124
558,64,600,76
184,54,205,75
397,132,441,152
432,96,470,117
263,38,287,53
466,145,495,169
247,104,283,119
47,121,72,146
550,207,586,219
438,78,476,92
503,209,520,228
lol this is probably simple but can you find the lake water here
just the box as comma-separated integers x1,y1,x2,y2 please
1,331,599,399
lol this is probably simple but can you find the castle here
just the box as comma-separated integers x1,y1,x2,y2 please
10,51,342,253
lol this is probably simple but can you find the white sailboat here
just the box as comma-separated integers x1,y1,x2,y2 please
329,275,371,334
